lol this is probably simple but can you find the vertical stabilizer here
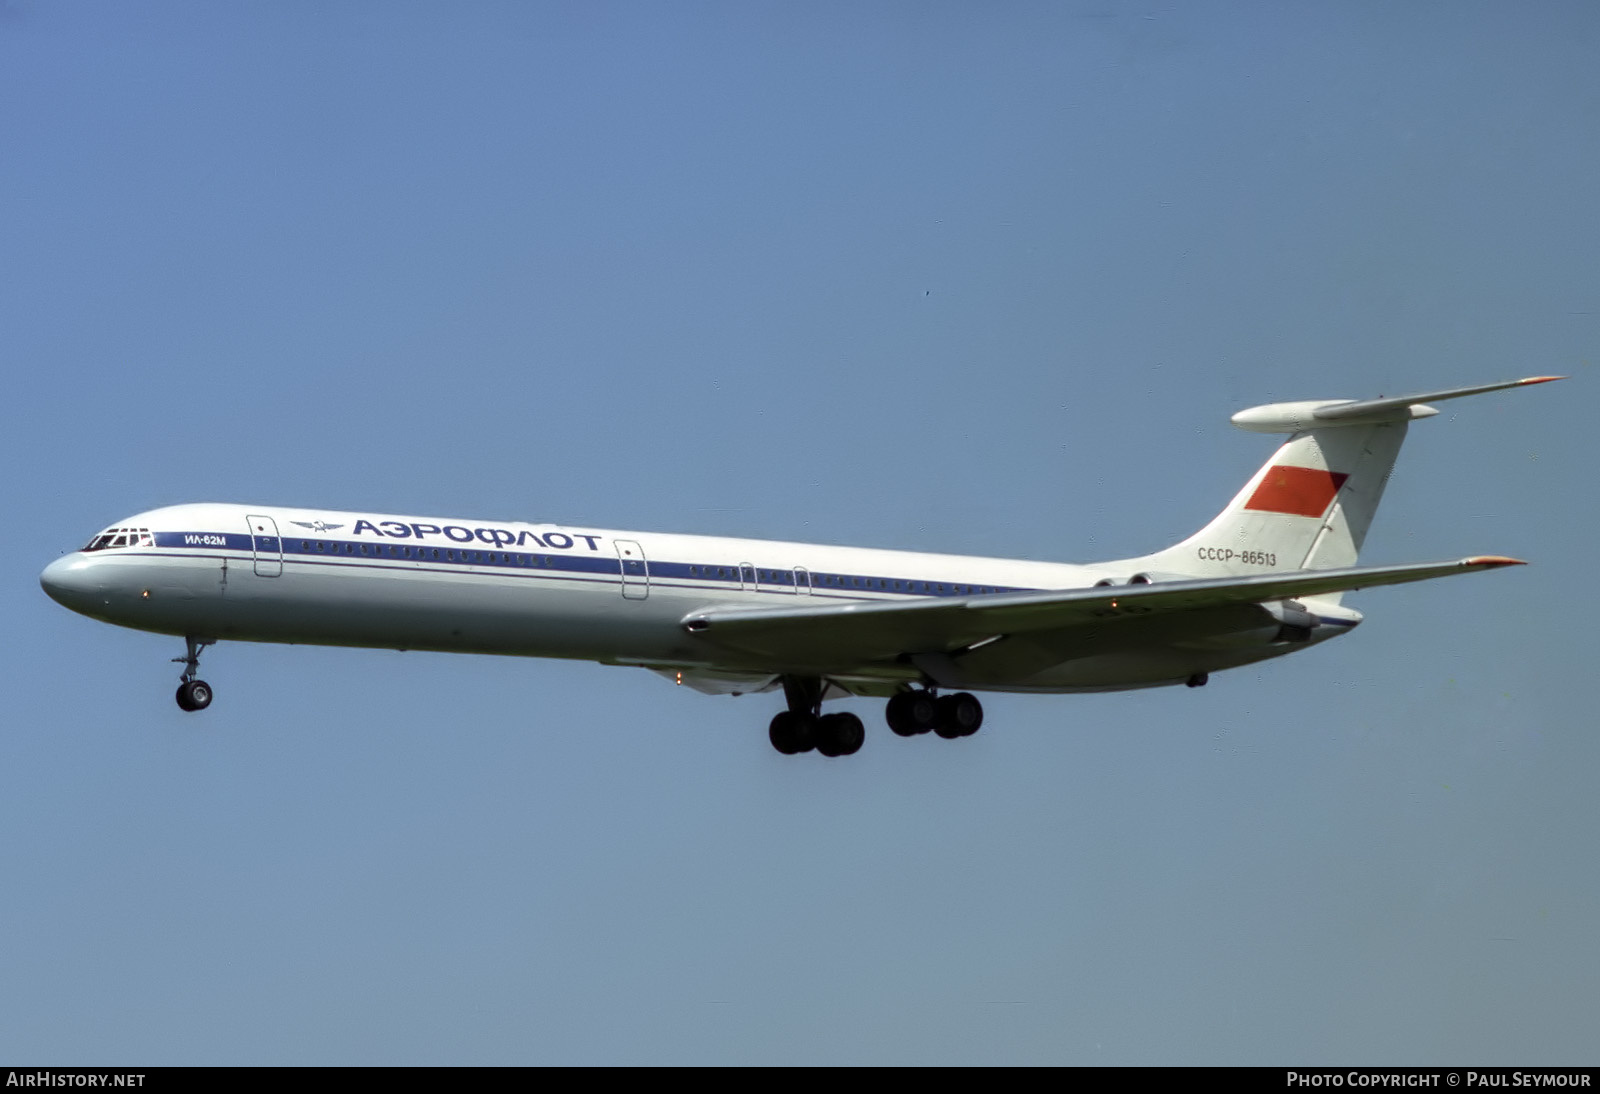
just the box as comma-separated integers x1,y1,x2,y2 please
1132,421,1407,581
1117,376,1561,583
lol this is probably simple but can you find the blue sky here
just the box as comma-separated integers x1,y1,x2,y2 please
2,1,1595,1064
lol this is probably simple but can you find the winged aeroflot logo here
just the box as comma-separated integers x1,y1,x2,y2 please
290,520,345,533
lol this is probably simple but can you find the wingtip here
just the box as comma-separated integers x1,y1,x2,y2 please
1464,555,1527,568
1518,375,1566,385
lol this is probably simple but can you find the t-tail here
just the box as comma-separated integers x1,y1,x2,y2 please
1122,376,1562,586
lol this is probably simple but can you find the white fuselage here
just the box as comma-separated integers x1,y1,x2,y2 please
43,377,1553,734
41,502,1351,696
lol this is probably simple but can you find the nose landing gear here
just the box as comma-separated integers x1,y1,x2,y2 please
173,637,215,712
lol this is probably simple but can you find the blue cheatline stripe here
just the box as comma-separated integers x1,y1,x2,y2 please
147,530,1036,599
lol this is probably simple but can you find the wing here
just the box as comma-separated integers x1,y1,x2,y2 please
681,556,1524,671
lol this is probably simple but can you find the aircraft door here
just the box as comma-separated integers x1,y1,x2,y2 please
247,514,283,577
740,563,756,590
615,539,648,600
793,567,812,595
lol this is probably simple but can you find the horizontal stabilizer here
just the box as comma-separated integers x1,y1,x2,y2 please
1313,375,1564,421
1232,375,1563,433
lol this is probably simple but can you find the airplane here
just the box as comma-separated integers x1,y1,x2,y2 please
40,376,1558,758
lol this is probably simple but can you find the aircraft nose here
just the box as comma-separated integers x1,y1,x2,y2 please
40,555,104,612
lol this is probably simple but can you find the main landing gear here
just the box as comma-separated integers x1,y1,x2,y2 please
886,688,983,739
769,677,865,757
173,636,215,712
767,678,984,757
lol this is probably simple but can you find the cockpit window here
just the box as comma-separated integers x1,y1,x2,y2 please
82,527,153,552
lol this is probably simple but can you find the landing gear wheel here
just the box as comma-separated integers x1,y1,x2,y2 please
176,679,213,712
1186,673,1209,688
886,692,918,736
816,712,865,757
172,636,216,713
887,690,940,736
934,692,983,738
769,710,816,755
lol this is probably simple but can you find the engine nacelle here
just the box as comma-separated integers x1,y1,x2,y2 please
1092,570,1189,587
1262,599,1319,643
1181,598,1364,652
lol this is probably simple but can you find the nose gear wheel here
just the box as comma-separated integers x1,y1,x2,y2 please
171,637,216,712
